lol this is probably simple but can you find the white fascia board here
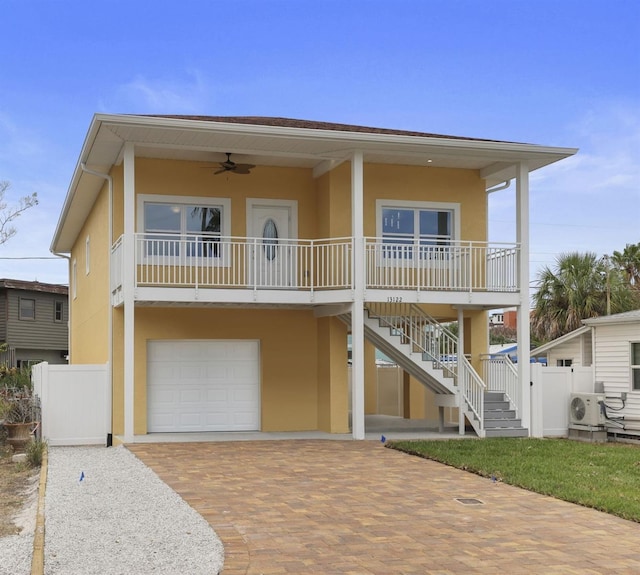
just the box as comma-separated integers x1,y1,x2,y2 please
583,313,640,326
531,325,591,355
100,114,579,162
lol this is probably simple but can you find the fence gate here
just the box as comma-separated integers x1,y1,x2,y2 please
530,364,593,437
32,362,109,446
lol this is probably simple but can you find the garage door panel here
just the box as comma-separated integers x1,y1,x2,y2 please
178,389,202,403
233,388,256,402
205,388,230,402
232,411,259,426
148,340,260,433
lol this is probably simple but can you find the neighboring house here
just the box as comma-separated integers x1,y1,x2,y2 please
50,114,576,442
531,325,592,367
531,310,640,437
0,279,69,368
489,307,517,329
584,310,640,436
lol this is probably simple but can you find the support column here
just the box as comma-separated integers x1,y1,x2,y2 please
516,162,531,434
123,143,136,442
457,307,465,435
351,151,365,440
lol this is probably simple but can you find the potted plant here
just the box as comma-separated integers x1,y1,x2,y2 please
1,393,37,452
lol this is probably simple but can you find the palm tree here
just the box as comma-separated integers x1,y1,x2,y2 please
531,252,638,342
611,243,640,290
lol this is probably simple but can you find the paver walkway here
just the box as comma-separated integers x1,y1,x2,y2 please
128,440,640,574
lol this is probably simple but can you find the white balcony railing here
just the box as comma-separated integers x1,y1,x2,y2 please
365,238,520,292
110,234,520,300
127,233,353,290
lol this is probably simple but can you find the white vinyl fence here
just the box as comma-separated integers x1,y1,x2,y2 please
530,364,593,437
32,362,109,446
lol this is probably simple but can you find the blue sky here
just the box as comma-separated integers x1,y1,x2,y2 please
1,0,638,287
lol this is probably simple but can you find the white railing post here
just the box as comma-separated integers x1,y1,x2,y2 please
310,239,315,296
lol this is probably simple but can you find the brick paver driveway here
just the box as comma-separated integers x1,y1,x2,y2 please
128,440,640,574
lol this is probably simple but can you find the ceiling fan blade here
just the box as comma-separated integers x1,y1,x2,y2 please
214,167,229,175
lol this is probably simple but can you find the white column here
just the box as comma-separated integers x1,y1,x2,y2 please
123,143,136,442
515,162,531,434
457,307,465,435
351,151,365,440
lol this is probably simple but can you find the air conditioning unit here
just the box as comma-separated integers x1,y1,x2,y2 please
569,393,606,426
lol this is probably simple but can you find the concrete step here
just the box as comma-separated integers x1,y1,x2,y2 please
484,392,506,402
484,400,510,410
485,427,529,438
484,409,516,419
485,418,522,429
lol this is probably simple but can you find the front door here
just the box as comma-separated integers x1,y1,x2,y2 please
248,201,297,288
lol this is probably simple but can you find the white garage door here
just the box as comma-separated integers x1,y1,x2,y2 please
147,340,260,432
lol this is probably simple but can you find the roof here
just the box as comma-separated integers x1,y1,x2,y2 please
51,114,578,253
530,325,591,356
147,115,514,143
0,278,68,295
583,309,640,326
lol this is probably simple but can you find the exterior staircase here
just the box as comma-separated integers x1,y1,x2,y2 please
482,391,528,438
341,302,528,438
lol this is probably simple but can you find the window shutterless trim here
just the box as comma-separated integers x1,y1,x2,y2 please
19,297,36,321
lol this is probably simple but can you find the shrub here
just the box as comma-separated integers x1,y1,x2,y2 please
0,366,32,391
25,438,46,467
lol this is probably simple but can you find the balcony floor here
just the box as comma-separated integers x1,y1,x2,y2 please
125,285,520,309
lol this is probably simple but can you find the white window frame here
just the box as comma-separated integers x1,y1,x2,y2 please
85,236,90,275
556,359,573,367
137,194,231,266
375,200,460,265
631,342,640,391
54,300,64,323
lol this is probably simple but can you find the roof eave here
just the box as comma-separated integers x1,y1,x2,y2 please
51,113,578,254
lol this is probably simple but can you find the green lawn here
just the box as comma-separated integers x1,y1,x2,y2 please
388,438,640,522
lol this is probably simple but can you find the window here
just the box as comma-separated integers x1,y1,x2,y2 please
19,298,35,320
377,200,459,260
138,195,231,262
556,359,573,367
632,343,640,391
85,236,90,275
54,301,64,322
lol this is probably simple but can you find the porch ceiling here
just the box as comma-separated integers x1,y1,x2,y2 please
52,114,577,253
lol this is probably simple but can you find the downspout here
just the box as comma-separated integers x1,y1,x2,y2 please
79,163,113,447
48,251,71,363
483,179,513,362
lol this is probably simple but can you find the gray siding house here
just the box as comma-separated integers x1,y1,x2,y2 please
0,279,69,368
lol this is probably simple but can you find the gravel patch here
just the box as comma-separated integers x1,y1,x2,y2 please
45,446,224,575
0,532,34,575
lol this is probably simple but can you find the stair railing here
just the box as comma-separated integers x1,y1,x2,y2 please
481,354,520,418
459,355,486,434
365,302,458,380
366,302,487,434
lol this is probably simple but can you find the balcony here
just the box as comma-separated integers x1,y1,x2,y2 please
111,234,520,307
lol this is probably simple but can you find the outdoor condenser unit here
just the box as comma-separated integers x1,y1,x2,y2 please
569,393,606,426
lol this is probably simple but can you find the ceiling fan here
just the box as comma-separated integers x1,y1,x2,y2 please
214,152,255,175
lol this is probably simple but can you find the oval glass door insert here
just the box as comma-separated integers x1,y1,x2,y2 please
262,218,279,261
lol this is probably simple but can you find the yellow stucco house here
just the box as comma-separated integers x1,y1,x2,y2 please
51,115,576,442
